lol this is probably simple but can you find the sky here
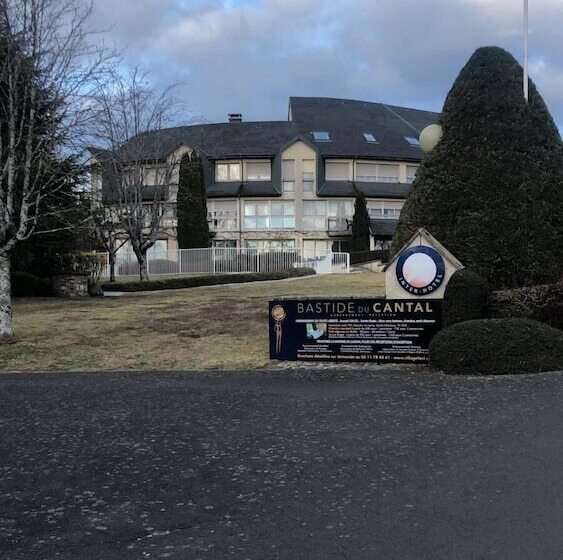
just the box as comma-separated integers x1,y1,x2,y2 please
90,0,563,129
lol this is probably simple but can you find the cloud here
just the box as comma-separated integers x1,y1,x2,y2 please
91,0,563,128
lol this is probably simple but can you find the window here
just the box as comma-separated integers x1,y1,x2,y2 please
325,161,350,181
312,131,330,142
363,132,378,143
244,202,269,229
355,162,399,183
271,202,295,229
406,165,418,183
356,162,377,182
244,201,295,230
207,200,238,230
303,201,327,229
328,200,353,230
368,200,403,219
216,162,241,181
245,239,295,251
302,159,315,193
404,136,420,147
303,239,331,258
282,159,295,192
214,240,237,248
148,239,168,256
144,168,158,185
245,161,271,181
377,164,399,182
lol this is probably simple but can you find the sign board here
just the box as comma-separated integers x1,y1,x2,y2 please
384,228,463,300
269,298,442,364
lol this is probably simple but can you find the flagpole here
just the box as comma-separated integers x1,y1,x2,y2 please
523,0,529,102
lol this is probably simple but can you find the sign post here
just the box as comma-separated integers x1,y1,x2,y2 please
269,298,442,364
269,228,463,365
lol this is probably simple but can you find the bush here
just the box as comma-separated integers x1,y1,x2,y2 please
11,271,38,297
489,282,562,330
430,318,563,375
102,268,316,292
393,46,563,289
52,252,106,279
11,272,52,297
442,268,489,327
350,250,390,265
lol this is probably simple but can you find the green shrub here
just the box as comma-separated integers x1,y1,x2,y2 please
489,282,562,330
11,271,39,297
350,250,390,265
52,252,106,281
102,268,315,292
11,272,52,297
442,268,489,327
430,318,563,375
393,47,563,289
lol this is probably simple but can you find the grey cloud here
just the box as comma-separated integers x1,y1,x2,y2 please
92,0,563,128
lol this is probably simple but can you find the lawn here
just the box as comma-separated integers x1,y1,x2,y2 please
2,273,384,372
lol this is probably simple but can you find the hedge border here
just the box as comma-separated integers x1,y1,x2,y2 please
102,268,316,292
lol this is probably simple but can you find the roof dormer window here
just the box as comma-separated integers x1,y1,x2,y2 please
363,132,378,143
404,136,420,147
312,131,330,142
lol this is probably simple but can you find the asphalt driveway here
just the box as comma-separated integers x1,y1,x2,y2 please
1,369,562,559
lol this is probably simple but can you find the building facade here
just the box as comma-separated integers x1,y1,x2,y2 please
90,97,439,255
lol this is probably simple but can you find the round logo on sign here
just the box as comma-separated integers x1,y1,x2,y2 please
396,246,445,295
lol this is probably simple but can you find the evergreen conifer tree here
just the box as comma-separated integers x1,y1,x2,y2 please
177,153,210,249
393,46,563,289
351,192,371,252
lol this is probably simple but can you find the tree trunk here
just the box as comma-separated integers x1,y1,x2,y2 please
0,251,13,338
138,252,149,282
109,251,116,283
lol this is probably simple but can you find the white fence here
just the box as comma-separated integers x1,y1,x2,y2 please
102,248,350,278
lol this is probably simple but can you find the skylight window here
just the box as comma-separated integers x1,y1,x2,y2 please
404,136,420,147
312,131,330,142
363,132,378,143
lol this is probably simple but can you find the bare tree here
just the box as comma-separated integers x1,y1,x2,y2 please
88,205,127,282
90,69,181,281
0,0,112,337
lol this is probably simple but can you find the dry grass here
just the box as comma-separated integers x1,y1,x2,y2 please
2,273,384,372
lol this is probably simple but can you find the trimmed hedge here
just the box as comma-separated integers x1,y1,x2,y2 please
392,47,563,289
350,250,390,265
442,268,489,327
430,318,563,375
11,271,52,297
102,268,316,292
489,282,562,330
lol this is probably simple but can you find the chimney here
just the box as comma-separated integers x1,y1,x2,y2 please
228,113,242,123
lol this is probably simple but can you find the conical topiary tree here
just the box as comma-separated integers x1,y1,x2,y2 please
351,192,371,252
177,152,210,249
392,46,563,289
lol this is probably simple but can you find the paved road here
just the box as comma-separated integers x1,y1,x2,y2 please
1,369,562,559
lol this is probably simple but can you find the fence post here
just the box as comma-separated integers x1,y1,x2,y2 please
212,246,216,274
257,249,260,274
346,253,350,274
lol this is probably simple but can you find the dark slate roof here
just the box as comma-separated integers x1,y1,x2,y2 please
207,181,281,198
289,97,439,160
240,181,280,197
206,182,241,198
93,96,440,201
317,181,412,198
121,121,299,161
356,182,412,199
317,181,357,197
370,219,399,237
